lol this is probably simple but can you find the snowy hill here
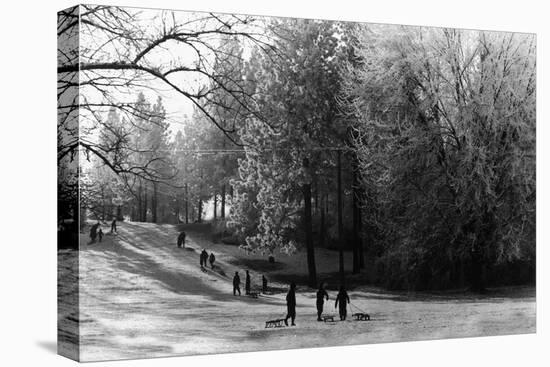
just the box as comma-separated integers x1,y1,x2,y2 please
58,221,536,362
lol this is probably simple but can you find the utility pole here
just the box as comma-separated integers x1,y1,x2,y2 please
185,182,189,224
337,149,345,284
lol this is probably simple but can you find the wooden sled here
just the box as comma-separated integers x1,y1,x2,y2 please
247,292,259,298
352,313,370,321
322,315,335,322
265,319,286,328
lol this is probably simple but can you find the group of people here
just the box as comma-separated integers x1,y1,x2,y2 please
284,282,351,327
200,249,216,269
89,219,117,244
232,270,269,296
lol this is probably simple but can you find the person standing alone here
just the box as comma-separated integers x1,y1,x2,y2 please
233,272,241,296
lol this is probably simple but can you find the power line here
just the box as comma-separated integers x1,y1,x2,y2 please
161,147,353,155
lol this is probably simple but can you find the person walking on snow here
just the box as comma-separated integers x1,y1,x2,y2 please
335,285,350,321
177,231,186,248
284,283,297,326
98,228,103,243
245,270,251,295
233,272,241,296
316,283,329,321
200,249,208,269
209,252,216,269
89,222,100,243
111,219,117,233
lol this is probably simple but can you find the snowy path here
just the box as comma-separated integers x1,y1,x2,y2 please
65,222,535,361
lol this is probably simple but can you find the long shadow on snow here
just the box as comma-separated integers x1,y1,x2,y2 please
84,223,281,307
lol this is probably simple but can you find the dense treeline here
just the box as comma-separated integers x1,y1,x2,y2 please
58,7,535,291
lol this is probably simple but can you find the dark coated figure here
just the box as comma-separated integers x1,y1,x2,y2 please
177,231,186,248
284,283,297,326
111,219,117,233
316,283,329,321
200,249,208,269
89,222,100,243
98,228,103,243
233,271,241,296
335,285,351,321
245,270,251,295
209,252,216,269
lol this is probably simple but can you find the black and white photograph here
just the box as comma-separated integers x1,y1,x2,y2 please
55,3,539,362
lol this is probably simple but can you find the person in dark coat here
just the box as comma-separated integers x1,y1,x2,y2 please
316,283,329,321
209,252,215,269
98,228,103,243
111,219,117,233
284,283,297,326
177,231,186,248
233,271,241,296
262,275,268,293
335,285,351,321
200,249,208,269
89,222,100,243
245,270,251,295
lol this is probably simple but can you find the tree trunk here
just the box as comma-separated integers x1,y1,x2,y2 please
197,199,202,223
213,193,217,220
137,182,142,222
221,184,226,219
116,205,122,221
352,153,362,274
319,191,325,248
142,187,148,222
101,187,106,221
303,158,317,288
152,182,158,223
469,247,486,293
314,179,319,214
185,183,189,224
337,150,345,284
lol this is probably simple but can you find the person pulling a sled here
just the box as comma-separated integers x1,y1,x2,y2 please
285,282,297,326
335,285,350,321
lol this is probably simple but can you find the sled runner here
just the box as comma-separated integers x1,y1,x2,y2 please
265,319,286,328
352,313,370,321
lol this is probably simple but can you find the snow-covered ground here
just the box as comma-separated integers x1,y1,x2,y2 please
58,222,536,362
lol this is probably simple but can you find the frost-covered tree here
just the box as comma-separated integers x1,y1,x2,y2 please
343,26,536,290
